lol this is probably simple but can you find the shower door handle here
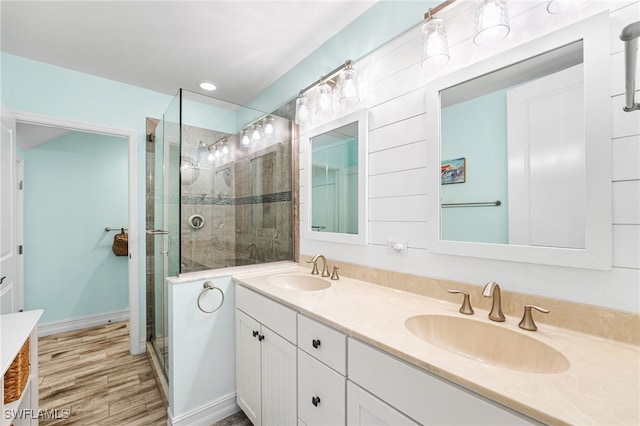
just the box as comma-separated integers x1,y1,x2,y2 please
146,229,171,254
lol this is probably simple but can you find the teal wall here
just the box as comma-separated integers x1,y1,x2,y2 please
23,132,129,322
1,51,171,331
246,1,436,112
440,90,509,244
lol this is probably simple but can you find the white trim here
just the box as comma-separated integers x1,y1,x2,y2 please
37,309,129,336
9,110,142,354
425,12,612,270
300,109,369,245
167,393,239,426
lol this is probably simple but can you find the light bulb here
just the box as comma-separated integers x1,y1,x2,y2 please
473,0,510,47
316,82,334,117
338,65,360,105
241,130,250,147
215,146,221,159
252,124,262,141
222,142,229,155
295,95,311,125
264,116,274,135
422,18,450,67
207,150,214,162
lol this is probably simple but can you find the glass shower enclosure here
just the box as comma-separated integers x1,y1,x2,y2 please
147,89,295,381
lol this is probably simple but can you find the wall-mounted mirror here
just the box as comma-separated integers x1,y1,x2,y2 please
301,110,367,245
426,12,611,270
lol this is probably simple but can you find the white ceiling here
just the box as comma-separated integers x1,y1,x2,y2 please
1,1,376,106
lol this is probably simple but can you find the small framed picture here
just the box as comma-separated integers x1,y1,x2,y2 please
441,157,466,184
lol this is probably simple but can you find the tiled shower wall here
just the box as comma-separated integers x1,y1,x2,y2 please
180,118,293,273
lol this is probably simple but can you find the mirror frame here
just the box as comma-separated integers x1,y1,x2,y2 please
426,12,612,270
301,110,368,245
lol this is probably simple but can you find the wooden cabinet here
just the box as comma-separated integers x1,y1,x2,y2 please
1,310,43,426
236,286,297,426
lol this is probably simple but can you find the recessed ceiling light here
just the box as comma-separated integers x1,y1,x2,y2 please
198,80,217,91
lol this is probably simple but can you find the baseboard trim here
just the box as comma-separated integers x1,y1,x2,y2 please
38,309,130,336
168,393,239,426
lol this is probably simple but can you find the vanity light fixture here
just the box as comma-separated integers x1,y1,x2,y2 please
263,115,274,135
338,60,360,105
198,80,217,91
293,59,360,126
221,138,229,155
241,130,251,147
473,0,510,46
251,123,262,141
315,80,334,117
421,12,450,67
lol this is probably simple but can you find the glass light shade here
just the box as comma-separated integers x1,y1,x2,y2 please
315,82,334,117
264,116,274,135
222,141,229,155
241,130,251,147
473,0,510,46
295,95,311,125
252,124,262,141
421,18,450,67
214,146,221,159
207,150,214,162
338,68,360,105
546,0,585,14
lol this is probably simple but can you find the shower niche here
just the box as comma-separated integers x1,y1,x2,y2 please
145,89,295,380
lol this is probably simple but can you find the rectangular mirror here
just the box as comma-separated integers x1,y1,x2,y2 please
426,12,611,269
301,110,368,244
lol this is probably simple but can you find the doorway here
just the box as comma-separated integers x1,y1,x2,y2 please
11,110,141,355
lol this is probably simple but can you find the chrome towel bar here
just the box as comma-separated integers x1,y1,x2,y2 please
105,227,128,232
620,21,640,112
442,200,502,208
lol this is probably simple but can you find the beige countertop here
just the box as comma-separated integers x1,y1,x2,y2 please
233,264,640,426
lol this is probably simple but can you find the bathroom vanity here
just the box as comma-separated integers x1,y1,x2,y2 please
1,310,43,426
233,265,639,425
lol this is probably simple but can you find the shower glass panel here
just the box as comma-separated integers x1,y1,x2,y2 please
147,89,294,386
149,92,181,380
179,89,293,272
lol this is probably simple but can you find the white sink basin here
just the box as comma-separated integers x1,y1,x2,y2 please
405,314,569,374
268,274,331,291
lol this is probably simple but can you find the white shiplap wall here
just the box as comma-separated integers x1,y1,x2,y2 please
300,0,640,313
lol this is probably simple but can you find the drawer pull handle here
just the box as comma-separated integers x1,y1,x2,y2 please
311,396,321,407
312,339,321,349
0,276,5,285
258,334,265,341
252,331,259,338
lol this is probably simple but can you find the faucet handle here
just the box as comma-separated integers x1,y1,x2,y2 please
518,305,549,331
306,260,319,275
330,266,340,280
448,290,474,315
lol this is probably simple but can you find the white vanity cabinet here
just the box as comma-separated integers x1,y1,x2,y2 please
348,338,537,425
297,315,347,426
1,310,43,426
236,286,297,426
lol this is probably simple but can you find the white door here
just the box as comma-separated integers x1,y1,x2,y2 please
236,309,262,425
261,325,297,426
507,64,585,248
0,113,18,314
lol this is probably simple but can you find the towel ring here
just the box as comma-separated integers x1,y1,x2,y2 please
197,281,225,314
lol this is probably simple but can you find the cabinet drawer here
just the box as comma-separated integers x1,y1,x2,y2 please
298,315,347,374
236,284,297,344
298,349,346,426
348,338,535,425
347,381,419,426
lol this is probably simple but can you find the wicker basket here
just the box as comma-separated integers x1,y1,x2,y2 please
3,337,30,404
112,228,128,257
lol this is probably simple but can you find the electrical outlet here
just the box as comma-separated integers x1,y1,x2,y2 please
387,240,408,255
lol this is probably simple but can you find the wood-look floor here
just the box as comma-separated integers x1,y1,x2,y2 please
38,321,167,425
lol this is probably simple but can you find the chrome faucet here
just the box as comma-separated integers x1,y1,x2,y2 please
308,254,330,277
482,281,505,322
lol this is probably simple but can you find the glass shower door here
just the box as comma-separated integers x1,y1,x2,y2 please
148,94,180,380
